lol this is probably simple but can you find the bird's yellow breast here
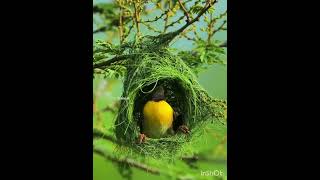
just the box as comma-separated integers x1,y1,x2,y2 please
142,100,173,138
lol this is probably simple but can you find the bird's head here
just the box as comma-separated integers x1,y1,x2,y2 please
151,85,165,102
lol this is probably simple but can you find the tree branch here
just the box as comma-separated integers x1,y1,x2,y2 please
181,155,226,164
93,147,161,175
93,54,132,69
176,0,217,34
178,0,191,22
93,129,226,178
93,129,119,144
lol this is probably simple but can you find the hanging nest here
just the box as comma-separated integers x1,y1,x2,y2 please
114,38,226,158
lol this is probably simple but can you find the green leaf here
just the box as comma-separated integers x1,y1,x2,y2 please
204,16,210,23
190,5,203,14
200,51,206,62
215,48,225,54
208,7,215,14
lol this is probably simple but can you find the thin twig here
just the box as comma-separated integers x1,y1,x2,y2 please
181,33,196,41
192,24,201,40
123,23,134,42
212,20,227,35
214,10,227,21
141,22,162,33
207,13,214,43
163,9,170,32
141,10,169,23
178,0,191,22
165,15,185,29
134,2,141,40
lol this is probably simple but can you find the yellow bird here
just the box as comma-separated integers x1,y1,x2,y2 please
138,85,190,143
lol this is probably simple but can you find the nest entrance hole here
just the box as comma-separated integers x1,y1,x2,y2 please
133,79,188,134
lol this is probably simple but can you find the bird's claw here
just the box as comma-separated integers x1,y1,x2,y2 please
137,133,147,144
178,125,190,134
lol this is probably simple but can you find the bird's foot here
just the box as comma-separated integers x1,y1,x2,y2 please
137,133,147,144
178,125,190,134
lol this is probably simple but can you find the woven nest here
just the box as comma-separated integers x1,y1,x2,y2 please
114,48,223,158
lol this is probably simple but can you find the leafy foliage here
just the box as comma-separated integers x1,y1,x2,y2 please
93,40,131,79
176,39,226,75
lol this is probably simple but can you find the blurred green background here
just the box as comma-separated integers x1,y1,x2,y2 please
93,0,226,179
